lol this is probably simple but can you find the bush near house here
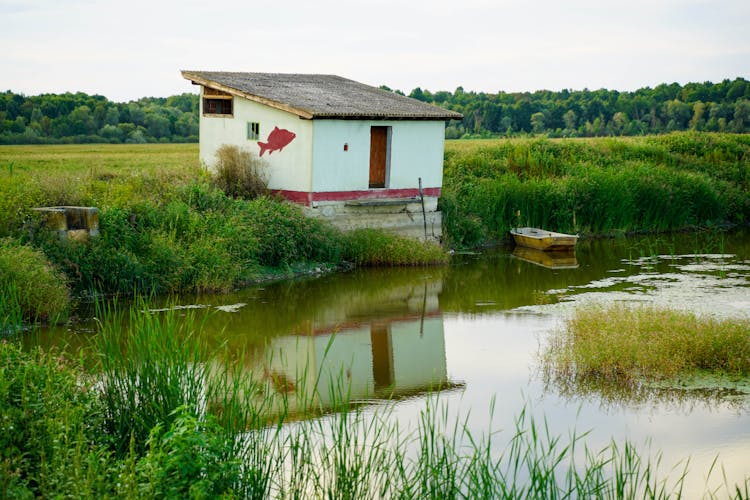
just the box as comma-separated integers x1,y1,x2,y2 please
211,144,269,200
34,187,345,295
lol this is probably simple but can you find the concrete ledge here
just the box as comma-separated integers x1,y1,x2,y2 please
344,197,420,207
33,206,100,241
304,200,442,242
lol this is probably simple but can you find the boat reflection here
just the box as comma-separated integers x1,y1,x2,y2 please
511,246,579,269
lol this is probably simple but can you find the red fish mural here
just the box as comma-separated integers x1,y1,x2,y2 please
258,126,296,156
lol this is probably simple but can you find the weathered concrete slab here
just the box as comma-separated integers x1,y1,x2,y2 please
32,206,100,240
304,197,442,242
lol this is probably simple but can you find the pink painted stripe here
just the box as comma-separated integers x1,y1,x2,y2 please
272,188,441,206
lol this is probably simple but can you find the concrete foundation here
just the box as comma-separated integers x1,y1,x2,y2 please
33,206,99,241
303,197,442,242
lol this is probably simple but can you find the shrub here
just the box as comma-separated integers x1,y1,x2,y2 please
242,196,342,267
0,238,70,324
211,144,268,200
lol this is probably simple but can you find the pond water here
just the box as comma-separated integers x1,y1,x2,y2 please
36,229,750,494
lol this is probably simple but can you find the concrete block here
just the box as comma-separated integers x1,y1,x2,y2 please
33,206,100,240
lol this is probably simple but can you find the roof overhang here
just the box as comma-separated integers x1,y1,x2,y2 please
183,70,315,119
182,70,463,121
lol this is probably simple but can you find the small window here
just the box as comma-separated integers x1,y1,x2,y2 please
203,98,232,116
247,122,260,140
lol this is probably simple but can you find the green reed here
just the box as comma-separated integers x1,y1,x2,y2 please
5,299,749,497
443,133,749,248
0,281,23,335
0,238,70,326
543,303,750,387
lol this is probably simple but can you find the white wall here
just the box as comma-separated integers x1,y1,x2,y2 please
199,89,313,192
311,120,446,192
265,317,447,406
390,317,447,390
199,90,447,195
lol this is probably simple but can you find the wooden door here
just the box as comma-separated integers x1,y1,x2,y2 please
369,126,388,188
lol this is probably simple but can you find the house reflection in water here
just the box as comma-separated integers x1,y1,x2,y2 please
258,275,454,413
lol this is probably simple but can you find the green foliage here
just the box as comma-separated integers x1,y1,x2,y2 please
34,189,346,295
544,304,750,385
3,302,749,497
211,144,268,200
242,196,342,268
0,341,104,497
443,133,750,247
0,91,199,144
95,304,209,456
135,408,243,498
342,228,448,266
0,238,70,324
402,77,750,137
2,78,750,145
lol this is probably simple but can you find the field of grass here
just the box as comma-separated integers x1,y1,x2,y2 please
442,132,750,247
0,144,202,233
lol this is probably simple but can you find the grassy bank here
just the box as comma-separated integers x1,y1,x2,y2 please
0,239,70,332
0,144,446,322
3,302,747,498
542,304,750,400
442,132,750,247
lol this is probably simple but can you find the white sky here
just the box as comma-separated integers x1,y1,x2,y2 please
1,0,749,102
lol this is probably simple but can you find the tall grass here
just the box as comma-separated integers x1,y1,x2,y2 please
542,303,750,388
211,144,269,200
443,133,750,247
4,300,749,497
275,394,711,499
0,340,104,497
341,228,448,266
0,238,70,325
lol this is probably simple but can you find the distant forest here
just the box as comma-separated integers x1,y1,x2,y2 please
1,77,749,144
0,92,198,144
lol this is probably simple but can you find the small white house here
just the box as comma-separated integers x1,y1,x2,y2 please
181,71,462,240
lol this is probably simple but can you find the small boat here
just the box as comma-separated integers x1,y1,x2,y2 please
510,227,578,251
511,246,579,269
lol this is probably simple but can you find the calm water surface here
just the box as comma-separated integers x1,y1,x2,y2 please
38,230,750,494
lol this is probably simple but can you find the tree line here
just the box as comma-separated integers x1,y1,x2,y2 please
2,77,749,144
0,91,198,144
392,77,750,138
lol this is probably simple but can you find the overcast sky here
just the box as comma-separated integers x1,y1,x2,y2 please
2,0,748,102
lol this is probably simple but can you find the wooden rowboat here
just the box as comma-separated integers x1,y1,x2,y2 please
510,227,578,251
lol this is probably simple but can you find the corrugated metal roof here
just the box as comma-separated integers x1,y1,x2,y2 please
181,71,463,120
